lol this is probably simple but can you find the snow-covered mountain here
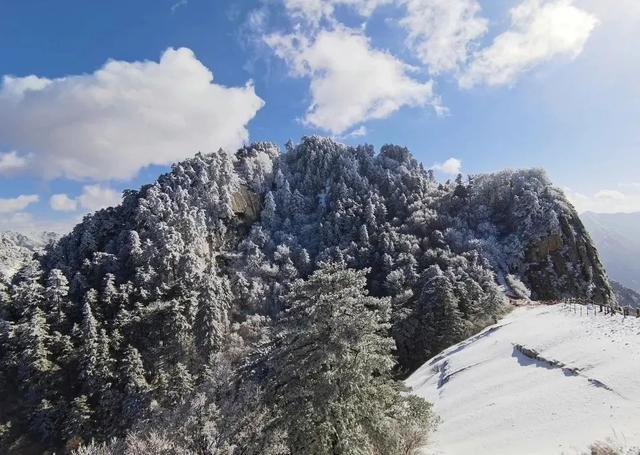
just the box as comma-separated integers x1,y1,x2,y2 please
0,137,616,452
611,280,640,309
581,211,640,292
407,304,640,455
0,231,58,278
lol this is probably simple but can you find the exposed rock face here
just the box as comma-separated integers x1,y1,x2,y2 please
525,210,613,303
452,168,613,305
229,185,261,223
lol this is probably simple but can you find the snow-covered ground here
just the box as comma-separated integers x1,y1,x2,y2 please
407,304,640,455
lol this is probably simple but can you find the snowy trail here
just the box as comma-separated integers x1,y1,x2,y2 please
406,304,640,455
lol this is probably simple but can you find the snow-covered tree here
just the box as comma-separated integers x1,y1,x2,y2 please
194,275,231,360
265,265,434,454
119,345,149,424
0,136,607,451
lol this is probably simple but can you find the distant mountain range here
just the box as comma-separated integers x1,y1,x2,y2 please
0,231,58,278
581,211,640,292
610,280,640,308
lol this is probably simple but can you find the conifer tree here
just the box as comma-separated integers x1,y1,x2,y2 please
79,293,99,393
194,275,230,360
44,269,69,329
11,260,44,318
119,345,149,424
261,191,277,227
265,265,434,454
17,307,55,398
167,362,194,406
63,395,93,442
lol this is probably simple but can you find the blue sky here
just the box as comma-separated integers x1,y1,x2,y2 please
0,0,639,232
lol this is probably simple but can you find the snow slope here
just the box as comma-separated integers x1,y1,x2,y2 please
407,304,640,455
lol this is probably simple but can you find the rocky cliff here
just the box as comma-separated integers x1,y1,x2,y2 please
524,209,612,303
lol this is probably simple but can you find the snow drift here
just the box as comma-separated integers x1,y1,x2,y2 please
407,304,640,455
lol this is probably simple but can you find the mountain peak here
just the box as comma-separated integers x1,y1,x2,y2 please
0,137,613,451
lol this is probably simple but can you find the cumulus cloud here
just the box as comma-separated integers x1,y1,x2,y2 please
0,195,39,213
399,0,488,74
565,187,640,214
77,185,122,211
0,47,264,181
431,157,462,175
0,151,29,175
282,0,488,74
50,185,121,213
50,193,78,212
264,0,601,129
459,0,598,88
265,27,440,134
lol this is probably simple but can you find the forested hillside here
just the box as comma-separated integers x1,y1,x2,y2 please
0,137,612,453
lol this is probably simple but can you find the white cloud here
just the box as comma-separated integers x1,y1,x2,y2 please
283,0,337,24
431,157,462,175
3,75,51,95
0,151,29,175
565,187,640,214
283,0,391,25
459,0,598,88
50,193,79,212
0,212,37,233
245,7,268,33
344,125,368,138
282,0,488,74
399,0,488,74
77,185,122,211
265,27,440,134
0,47,264,181
50,186,121,213
0,211,78,235
0,194,39,213
170,0,187,13
594,189,625,200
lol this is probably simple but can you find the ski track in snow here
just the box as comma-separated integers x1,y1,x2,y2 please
406,304,640,455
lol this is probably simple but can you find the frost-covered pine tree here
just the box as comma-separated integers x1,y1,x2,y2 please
79,293,99,393
44,269,69,329
63,395,93,443
119,345,149,424
265,264,434,454
194,275,231,360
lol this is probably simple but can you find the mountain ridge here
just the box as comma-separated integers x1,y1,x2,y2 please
0,137,613,452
